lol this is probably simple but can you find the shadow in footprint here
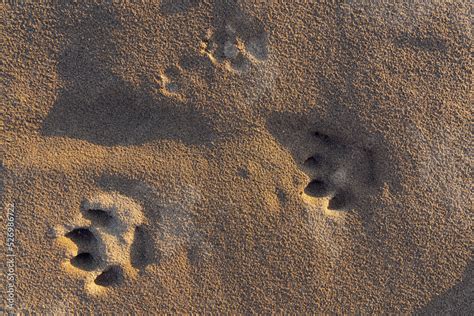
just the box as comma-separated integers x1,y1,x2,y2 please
70,252,98,271
131,225,156,269
328,189,353,210
65,228,97,246
304,179,329,198
42,5,214,147
82,208,114,227
304,154,324,169
65,227,101,271
94,265,123,287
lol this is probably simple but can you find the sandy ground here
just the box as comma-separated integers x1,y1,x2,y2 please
1,1,472,314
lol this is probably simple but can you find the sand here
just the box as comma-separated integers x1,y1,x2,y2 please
1,1,472,314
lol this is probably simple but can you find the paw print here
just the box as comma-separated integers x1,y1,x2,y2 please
156,65,186,100
201,19,268,73
56,192,150,293
301,130,377,215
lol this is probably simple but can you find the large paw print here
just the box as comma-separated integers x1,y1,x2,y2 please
200,18,268,73
56,192,149,293
301,130,377,215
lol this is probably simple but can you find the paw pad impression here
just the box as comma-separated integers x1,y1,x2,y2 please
56,192,147,294
302,130,377,216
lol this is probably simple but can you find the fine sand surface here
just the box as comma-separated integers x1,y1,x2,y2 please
1,1,472,314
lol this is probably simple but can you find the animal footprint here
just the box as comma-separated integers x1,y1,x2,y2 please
156,65,185,100
56,192,150,293
302,130,377,215
201,18,268,73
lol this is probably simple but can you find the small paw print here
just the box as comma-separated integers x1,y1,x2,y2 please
201,19,268,73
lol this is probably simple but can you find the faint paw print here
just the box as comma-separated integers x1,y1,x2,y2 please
201,19,268,73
